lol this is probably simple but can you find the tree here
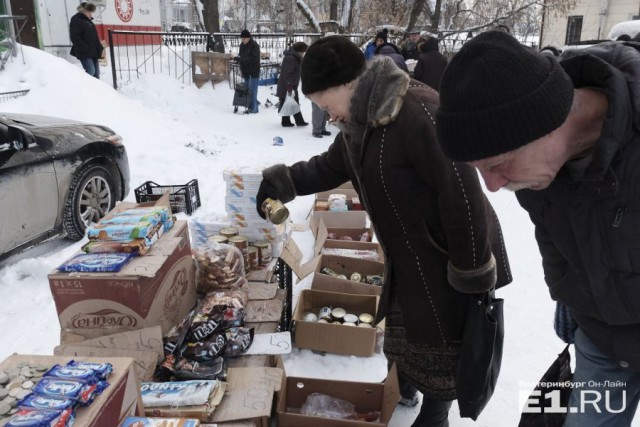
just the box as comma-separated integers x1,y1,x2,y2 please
199,0,224,52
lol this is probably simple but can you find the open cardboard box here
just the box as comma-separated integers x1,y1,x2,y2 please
292,289,378,356
314,218,381,261
0,354,143,426
48,193,197,340
309,210,368,236
277,363,400,427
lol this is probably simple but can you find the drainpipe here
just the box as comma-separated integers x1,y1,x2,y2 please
597,0,609,40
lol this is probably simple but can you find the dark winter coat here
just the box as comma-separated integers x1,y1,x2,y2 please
375,43,409,73
401,38,424,61
239,38,260,78
516,41,640,371
414,48,448,91
276,48,303,99
69,12,103,60
281,58,511,395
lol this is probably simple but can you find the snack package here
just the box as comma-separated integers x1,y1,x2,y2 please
320,247,380,261
224,327,254,357
87,221,157,241
32,377,108,406
203,289,248,309
180,333,227,362
163,303,201,355
81,239,147,255
173,357,226,381
140,380,217,408
189,304,227,342
43,365,100,383
6,408,74,427
17,393,75,412
193,242,246,293
121,417,200,427
57,252,135,273
300,393,357,420
65,360,113,380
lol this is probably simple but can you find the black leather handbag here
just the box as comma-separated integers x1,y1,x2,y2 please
456,291,504,420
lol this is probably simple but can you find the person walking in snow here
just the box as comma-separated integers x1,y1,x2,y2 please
238,29,260,113
69,2,103,79
437,30,640,426
276,42,308,127
255,36,512,427
413,37,447,91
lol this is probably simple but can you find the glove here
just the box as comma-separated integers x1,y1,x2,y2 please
256,164,297,219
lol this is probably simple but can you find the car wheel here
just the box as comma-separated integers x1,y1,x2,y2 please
63,163,116,241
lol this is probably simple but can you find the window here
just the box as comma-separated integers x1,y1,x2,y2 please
565,16,583,45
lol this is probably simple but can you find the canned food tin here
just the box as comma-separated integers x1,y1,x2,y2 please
343,322,357,327
261,198,290,224
337,274,348,280
343,313,359,324
350,272,362,282
320,267,340,277
208,235,228,244
247,246,260,270
358,313,374,325
317,318,329,324
318,307,333,322
254,240,272,266
228,236,249,273
219,227,239,239
331,307,346,322
364,275,384,286
302,312,318,322
357,322,373,328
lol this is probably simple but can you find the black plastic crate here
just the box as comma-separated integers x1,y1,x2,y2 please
134,179,201,215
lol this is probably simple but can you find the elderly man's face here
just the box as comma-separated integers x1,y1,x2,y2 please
409,33,420,42
468,130,567,192
241,37,249,44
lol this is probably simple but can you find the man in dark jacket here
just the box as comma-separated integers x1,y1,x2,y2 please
437,31,640,425
69,2,103,78
375,42,409,72
276,42,308,127
238,29,260,113
401,29,424,61
413,37,447,91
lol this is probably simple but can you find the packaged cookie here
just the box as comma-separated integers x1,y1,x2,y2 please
193,242,246,294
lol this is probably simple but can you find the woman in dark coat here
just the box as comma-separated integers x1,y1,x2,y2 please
255,37,512,427
413,37,448,91
69,2,104,78
276,42,308,127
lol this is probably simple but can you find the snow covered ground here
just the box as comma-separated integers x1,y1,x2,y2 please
0,46,636,426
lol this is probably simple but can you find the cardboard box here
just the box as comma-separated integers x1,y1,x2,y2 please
314,218,380,260
292,289,378,356
0,354,143,427
48,220,197,339
277,364,400,427
309,210,368,236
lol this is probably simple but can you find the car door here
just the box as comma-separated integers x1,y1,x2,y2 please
0,132,58,255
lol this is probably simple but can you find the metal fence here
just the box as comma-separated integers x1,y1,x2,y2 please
0,89,29,102
108,31,374,90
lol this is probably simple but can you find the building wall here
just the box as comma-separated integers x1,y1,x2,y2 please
541,0,639,47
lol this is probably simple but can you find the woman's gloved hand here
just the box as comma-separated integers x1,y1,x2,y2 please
255,164,297,219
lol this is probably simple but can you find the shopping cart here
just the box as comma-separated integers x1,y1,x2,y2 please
230,62,251,113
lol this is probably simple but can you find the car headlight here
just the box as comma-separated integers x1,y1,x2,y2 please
106,134,123,146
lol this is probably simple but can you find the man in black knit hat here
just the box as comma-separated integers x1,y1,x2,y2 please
437,30,640,425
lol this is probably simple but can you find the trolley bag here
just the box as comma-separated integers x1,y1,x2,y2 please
233,82,251,113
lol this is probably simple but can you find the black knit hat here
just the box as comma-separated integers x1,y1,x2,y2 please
375,29,388,43
301,36,366,95
240,29,251,38
436,31,574,162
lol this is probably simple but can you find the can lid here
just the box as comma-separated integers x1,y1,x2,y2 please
228,236,248,242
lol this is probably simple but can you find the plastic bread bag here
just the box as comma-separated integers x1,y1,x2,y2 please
300,393,357,420
193,242,246,293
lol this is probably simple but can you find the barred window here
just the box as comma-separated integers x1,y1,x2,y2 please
565,16,583,45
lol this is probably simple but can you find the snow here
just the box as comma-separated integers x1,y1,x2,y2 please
0,46,636,426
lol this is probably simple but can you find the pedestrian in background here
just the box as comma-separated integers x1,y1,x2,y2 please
375,41,409,72
276,41,308,127
413,37,447,91
311,102,331,138
437,30,640,426
256,36,512,427
69,2,103,78
238,29,260,113
365,29,389,61
401,29,424,61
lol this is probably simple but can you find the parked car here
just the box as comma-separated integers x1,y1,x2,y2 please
0,113,129,259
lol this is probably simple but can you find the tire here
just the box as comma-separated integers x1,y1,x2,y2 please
63,163,116,241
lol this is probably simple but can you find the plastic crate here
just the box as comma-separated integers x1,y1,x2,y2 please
134,179,201,215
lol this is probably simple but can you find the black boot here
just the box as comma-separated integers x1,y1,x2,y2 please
281,116,294,127
294,112,308,126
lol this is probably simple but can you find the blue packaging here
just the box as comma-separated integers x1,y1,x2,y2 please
32,377,86,400
43,365,99,383
272,136,283,146
18,393,75,412
6,408,74,426
65,360,113,380
57,252,135,273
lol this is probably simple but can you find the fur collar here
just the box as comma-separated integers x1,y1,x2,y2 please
350,57,410,129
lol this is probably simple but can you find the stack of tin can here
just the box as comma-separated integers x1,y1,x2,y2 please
302,307,375,328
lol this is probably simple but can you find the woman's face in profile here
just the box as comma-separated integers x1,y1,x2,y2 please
308,83,355,124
